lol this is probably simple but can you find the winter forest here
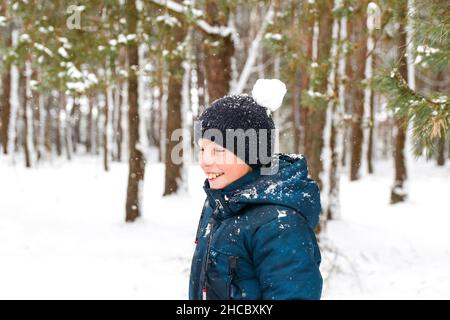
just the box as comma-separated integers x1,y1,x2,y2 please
0,0,449,299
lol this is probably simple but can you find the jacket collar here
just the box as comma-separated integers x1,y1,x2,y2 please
202,166,261,220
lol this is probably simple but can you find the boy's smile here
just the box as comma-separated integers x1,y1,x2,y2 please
198,139,252,190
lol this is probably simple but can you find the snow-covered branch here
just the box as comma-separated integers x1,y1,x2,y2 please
232,4,275,94
150,0,232,37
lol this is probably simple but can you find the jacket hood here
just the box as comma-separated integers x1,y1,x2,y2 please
203,153,322,229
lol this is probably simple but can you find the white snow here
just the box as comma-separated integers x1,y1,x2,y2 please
0,156,449,299
19,33,31,43
251,78,287,112
321,159,450,299
34,43,53,57
0,158,205,299
416,45,440,56
264,33,282,41
58,47,69,59
277,210,287,218
156,14,181,27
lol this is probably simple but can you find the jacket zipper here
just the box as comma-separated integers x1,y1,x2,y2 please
201,199,222,300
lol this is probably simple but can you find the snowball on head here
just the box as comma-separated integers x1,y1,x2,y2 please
251,78,287,112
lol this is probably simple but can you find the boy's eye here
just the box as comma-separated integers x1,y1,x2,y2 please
214,148,224,153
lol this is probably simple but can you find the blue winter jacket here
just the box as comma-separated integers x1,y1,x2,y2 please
188,153,323,300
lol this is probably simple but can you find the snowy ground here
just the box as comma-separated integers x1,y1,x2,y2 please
0,155,449,299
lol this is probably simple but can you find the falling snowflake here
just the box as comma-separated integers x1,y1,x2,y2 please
277,209,287,218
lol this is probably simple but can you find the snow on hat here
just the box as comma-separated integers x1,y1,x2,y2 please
196,79,287,168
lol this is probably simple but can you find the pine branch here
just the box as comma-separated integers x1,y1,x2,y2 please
149,0,233,38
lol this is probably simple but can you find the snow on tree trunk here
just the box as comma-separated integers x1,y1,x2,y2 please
323,0,343,223
138,43,149,157
179,56,191,193
365,2,380,175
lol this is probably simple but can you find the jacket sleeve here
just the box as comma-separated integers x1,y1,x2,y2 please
251,210,323,300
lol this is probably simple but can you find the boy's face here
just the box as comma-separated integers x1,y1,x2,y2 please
198,139,252,190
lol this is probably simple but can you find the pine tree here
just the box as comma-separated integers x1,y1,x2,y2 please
375,0,449,156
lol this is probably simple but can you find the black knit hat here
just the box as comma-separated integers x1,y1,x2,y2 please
196,95,276,168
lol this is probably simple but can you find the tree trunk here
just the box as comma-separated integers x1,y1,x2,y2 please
95,98,100,155
86,95,94,153
195,33,206,114
305,0,334,190
0,2,11,154
203,0,234,101
435,71,447,166
349,0,368,181
298,1,314,155
19,68,31,167
70,98,81,153
62,92,72,161
367,89,375,174
327,116,339,220
44,94,53,156
391,1,408,204
164,0,187,196
287,1,302,154
31,69,42,161
367,26,376,174
125,0,145,222
114,81,123,162
104,87,111,172
159,73,165,163
55,93,62,157
326,12,345,222
436,136,445,166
